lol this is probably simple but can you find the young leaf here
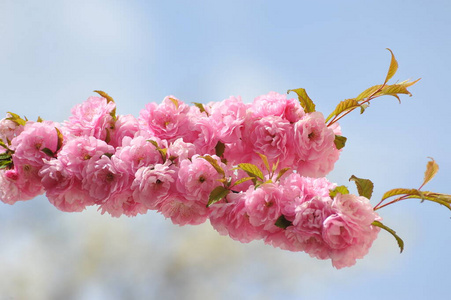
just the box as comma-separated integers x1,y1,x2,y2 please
6,112,27,126
37,116,44,122
193,102,207,113
405,191,451,211
238,163,264,181
349,175,374,199
422,158,439,187
41,148,55,158
372,220,404,253
94,90,114,103
377,79,420,98
147,139,160,148
329,185,350,198
275,215,293,229
94,90,117,121
215,141,225,158
384,48,398,84
201,155,226,177
0,152,12,160
275,167,290,182
0,139,9,150
287,88,316,113
55,127,64,152
233,176,255,187
381,188,421,201
168,97,180,109
257,153,270,174
271,159,280,174
325,99,360,122
157,148,168,162
207,186,230,207
334,135,347,150
355,85,383,101
359,103,369,114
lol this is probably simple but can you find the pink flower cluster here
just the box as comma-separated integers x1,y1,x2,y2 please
0,92,380,268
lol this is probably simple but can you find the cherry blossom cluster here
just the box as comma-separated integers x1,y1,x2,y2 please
0,92,380,268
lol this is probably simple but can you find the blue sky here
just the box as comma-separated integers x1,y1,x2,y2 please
1,0,451,299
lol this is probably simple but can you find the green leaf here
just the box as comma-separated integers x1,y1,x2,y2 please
334,135,347,150
287,88,316,113
377,79,421,99
275,167,290,182
201,155,225,177
325,99,360,122
0,161,13,169
238,163,264,181
329,185,350,198
0,139,8,149
384,48,398,84
41,148,55,158
372,220,404,253
0,152,12,160
381,188,421,201
55,127,64,152
94,90,114,103
193,102,206,113
6,112,27,126
147,139,160,148
158,148,167,162
233,176,255,187
168,97,180,109
349,175,374,199
207,186,230,207
275,215,293,229
215,141,225,158
355,85,383,101
422,157,439,187
257,153,270,174
271,159,280,174
359,103,369,114
37,116,44,122
405,191,451,211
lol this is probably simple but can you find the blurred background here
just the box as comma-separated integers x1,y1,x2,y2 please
1,0,450,299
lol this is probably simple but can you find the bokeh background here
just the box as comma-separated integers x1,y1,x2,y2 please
1,0,450,299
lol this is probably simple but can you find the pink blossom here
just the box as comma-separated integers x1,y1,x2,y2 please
245,183,284,233
63,96,116,140
241,115,294,168
285,196,334,258
0,113,24,145
209,191,264,243
11,121,61,168
138,96,192,143
113,136,163,175
323,193,381,268
166,138,196,165
81,154,130,203
332,193,376,225
190,116,219,156
176,155,226,205
0,163,44,204
131,163,178,210
293,112,339,177
208,96,248,143
39,159,92,212
0,170,28,204
108,114,140,147
57,136,115,180
322,213,380,269
98,189,148,217
158,191,211,226
252,92,304,122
